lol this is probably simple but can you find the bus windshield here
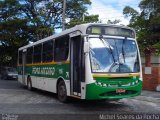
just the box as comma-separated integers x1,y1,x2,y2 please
89,38,140,73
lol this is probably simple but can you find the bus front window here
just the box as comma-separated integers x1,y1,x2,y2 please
89,38,140,73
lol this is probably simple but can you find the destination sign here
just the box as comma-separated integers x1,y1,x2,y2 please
86,26,135,38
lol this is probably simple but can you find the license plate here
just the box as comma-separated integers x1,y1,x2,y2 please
116,89,126,93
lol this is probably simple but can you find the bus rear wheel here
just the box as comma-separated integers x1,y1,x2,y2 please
57,80,68,103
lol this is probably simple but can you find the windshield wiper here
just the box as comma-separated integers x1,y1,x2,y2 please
99,37,116,63
122,39,126,63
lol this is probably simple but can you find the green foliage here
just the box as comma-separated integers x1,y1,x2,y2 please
0,0,28,66
66,15,99,28
153,42,160,55
107,19,121,24
0,0,99,66
123,0,160,55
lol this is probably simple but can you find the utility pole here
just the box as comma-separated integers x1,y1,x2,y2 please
62,0,66,31
82,14,85,22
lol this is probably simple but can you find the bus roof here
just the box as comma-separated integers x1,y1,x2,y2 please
18,23,134,51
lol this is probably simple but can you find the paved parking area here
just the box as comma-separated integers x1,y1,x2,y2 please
0,78,159,119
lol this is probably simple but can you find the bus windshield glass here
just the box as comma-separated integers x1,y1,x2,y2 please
89,38,140,73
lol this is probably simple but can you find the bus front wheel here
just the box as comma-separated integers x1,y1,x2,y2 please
57,80,68,103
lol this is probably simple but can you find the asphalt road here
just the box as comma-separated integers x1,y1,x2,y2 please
0,78,159,120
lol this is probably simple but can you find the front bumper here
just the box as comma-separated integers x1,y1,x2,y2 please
7,75,18,79
85,81,142,100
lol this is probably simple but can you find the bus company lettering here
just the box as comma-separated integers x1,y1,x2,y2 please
32,67,55,76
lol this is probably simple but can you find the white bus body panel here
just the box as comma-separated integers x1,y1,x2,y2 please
30,76,70,96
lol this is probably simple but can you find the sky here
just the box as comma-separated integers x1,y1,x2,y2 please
88,0,141,25
55,0,141,33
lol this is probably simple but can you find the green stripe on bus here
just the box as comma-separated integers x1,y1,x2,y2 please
17,63,70,80
86,77,142,100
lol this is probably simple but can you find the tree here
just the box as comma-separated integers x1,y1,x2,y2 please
106,19,121,24
66,14,99,28
0,0,99,66
19,0,97,40
0,0,29,66
123,0,160,55
139,0,160,54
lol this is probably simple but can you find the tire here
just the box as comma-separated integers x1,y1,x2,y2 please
57,80,68,103
27,77,33,91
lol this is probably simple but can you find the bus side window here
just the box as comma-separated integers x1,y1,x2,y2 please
42,40,54,62
33,44,42,63
26,47,33,64
54,35,69,62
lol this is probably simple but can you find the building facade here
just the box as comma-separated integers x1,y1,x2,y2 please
142,55,160,91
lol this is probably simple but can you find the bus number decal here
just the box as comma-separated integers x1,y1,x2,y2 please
66,72,69,78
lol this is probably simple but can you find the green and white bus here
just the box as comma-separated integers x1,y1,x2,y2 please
17,23,142,102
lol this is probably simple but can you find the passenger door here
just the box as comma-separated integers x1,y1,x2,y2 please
70,35,85,97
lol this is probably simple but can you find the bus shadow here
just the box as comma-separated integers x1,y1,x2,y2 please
67,99,128,110
21,86,130,112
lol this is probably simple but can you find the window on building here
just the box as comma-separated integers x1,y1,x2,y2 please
54,35,69,62
26,47,33,64
33,44,42,63
42,40,54,62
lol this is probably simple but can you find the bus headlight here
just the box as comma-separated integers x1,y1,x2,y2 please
103,84,107,87
96,82,105,86
98,82,102,86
